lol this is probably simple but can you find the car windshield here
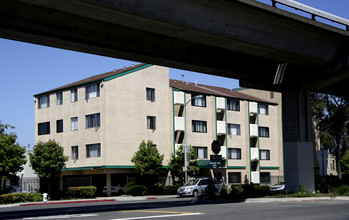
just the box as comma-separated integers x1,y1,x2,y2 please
185,179,200,186
275,182,285,185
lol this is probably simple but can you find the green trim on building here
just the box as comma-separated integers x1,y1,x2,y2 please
260,166,280,170
224,98,228,167
172,90,176,154
215,97,218,140
227,166,246,169
104,64,153,81
248,101,251,181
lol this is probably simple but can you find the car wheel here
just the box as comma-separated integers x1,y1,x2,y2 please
193,190,198,197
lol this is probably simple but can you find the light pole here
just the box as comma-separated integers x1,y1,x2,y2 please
184,94,203,184
16,171,24,193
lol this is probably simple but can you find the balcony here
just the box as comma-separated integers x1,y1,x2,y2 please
175,117,185,131
251,171,260,184
251,148,259,161
216,97,226,110
217,121,226,135
250,124,258,137
218,146,226,159
175,144,182,152
249,102,258,114
173,91,184,105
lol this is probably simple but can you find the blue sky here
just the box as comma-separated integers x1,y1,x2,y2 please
0,0,348,148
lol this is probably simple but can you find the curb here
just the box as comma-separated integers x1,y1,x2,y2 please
20,199,116,206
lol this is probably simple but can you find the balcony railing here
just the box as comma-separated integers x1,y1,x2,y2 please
218,146,227,159
249,102,258,114
216,97,226,110
251,148,259,161
173,91,185,105
250,124,258,137
251,171,260,184
217,121,226,135
175,116,185,131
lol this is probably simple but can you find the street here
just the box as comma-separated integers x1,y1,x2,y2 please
1,197,349,220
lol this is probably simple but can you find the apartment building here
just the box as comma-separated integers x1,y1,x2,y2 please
34,64,283,194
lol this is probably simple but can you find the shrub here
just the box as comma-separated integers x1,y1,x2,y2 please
127,181,136,187
127,185,148,196
148,182,163,195
0,193,42,204
66,186,97,199
230,184,244,198
333,185,349,196
163,185,180,195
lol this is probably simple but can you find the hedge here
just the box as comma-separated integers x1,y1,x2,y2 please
66,186,97,199
127,185,148,196
163,185,180,195
0,193,42,204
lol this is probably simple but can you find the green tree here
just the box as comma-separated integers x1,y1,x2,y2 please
167,145,199,185
0,121,26,193
29,140,68,196
312,93,349,179
341,150,349,176
131,140,164,186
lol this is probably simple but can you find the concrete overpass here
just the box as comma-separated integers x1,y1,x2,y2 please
1,0,348,192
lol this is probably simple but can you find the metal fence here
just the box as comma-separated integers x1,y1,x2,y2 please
260,176,284,186
22,178,40,193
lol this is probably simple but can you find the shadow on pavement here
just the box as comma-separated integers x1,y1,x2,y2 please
0,197,246,219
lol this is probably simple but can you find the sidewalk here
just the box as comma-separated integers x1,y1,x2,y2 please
1,195,348,208
0,195,178,208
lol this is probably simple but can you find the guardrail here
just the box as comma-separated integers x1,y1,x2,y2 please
269,0,349,31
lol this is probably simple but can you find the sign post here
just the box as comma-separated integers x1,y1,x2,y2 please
211,140,221,180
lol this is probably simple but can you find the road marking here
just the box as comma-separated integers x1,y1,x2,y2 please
22,213,99,219
112,210,203,220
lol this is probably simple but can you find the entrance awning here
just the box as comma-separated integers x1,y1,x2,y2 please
197,160,223,168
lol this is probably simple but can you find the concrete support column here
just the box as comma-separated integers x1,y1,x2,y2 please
106,173,111,196
282,90,315,193
59,175,63,191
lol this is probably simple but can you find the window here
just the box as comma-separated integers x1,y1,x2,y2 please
71,146,78,160
56,92,63,105
146,88,155,102
191,94,206,107
192,120,207,133
228,172,241,184
258,104,268,115
228,148,241,159
194,146,208,159
56,119,63,133
71,117,78,131
38,95,50,109
228,124,241,135
260,150,270,160
71,88,78,102
260,172,271,184
227,99,240,111
85,83,100,99
147,116,156,130
86,143,101,158
86,113,100,128
259,127,269,137
38,122,50,135
330,160,336,170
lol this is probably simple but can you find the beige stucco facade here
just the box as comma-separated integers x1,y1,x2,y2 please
34,64,284,194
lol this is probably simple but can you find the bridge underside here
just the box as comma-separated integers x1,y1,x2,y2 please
1,0,349,96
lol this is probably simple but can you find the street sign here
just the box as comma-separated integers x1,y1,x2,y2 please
211,140,221,155
210,154,222,161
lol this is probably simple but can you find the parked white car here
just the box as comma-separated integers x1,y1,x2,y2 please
270,182,285,192
102,184,126,195
177,178,220,197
